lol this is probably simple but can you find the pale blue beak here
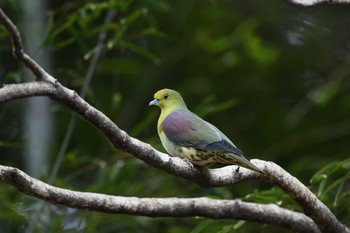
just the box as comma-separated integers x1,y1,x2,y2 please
149,99,159,106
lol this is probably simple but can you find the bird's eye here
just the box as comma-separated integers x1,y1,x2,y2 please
164,94,169,99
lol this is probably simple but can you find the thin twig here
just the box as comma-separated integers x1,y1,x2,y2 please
0,8,54,82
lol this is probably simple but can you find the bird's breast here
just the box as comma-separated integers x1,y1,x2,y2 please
159,131,182,157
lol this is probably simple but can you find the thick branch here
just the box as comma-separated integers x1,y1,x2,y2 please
0,165,320,233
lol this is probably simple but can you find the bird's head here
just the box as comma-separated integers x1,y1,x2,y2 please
149,88,187,111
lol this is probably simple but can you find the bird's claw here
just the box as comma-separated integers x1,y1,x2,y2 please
235,166,240,173
183,158,195,169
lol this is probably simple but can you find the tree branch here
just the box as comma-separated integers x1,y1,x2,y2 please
0,6,349,233
0,8,55,82
286,0,350,6
0,165,320,233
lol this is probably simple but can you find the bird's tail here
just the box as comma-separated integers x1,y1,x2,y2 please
228,153,264,174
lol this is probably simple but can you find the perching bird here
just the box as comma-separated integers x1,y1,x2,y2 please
149,88,263,173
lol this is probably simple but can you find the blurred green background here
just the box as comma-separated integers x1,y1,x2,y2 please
0,0,349,232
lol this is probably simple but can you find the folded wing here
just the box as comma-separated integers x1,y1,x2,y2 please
162,110,244,156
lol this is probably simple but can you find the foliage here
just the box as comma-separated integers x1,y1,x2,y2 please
0,0,350,232
310,159,350,224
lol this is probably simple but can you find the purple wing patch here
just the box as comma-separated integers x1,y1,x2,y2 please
162,111,195,137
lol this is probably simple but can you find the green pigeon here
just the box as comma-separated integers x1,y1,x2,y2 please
149,88,263,173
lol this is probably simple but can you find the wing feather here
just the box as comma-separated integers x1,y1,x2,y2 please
162,110,244,156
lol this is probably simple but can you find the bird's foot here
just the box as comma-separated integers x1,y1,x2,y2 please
183,158,195,169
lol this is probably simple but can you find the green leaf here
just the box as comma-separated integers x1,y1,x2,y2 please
333,172,349,207
310,161,340,184
317,174,328,197
115,0,134,11
309,80,340,106
233,220,246,230
4,71,22,83
120,8,148,26
244,188,294,208
111,92,122,110
217,225,232,233
342,159,350,169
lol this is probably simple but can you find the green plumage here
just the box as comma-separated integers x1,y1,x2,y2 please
149,88,263,173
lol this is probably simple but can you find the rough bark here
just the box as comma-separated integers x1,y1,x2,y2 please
0,165,320,233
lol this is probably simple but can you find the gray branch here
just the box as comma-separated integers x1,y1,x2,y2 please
0,165,320,233
287,0,350,6
0,7,349,233
0,9,55,82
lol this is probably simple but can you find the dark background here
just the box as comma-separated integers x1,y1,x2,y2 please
0,0,349,232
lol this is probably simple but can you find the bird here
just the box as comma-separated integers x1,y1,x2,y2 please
149,88,263,173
